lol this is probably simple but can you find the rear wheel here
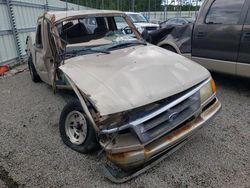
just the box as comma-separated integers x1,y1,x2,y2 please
28,55,41,83
59,100,99,154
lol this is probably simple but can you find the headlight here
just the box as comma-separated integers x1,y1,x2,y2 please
200,78,216,104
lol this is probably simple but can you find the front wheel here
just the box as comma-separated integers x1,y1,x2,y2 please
59,100,99,154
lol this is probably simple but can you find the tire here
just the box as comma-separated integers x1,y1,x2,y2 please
162,45,177,53
28,55,41,83
59,100,99,154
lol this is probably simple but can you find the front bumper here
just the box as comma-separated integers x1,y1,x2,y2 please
101,97,221,169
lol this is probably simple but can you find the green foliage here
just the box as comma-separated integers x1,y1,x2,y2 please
61,0,199,12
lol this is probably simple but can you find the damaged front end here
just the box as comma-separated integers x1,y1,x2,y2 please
67,76,221,182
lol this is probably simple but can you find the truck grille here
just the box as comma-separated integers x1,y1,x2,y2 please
100,79,209,143
132,91,200,143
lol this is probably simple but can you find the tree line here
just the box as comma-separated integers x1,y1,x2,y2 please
62,0,200,12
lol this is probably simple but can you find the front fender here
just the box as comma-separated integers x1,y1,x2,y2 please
65,75,100,132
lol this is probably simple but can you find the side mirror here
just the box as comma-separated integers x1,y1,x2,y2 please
124,27,133,35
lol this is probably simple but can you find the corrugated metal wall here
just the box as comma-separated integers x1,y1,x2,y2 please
0,0,89,66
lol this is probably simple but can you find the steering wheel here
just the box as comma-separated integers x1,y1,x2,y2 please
122,26,133,35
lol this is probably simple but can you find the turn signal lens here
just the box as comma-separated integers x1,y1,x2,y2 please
210,79,216,93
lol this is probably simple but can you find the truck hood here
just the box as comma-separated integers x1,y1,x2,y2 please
60,45,210,115
134,22,159,28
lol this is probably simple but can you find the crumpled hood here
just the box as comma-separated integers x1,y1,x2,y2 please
60,45,210,115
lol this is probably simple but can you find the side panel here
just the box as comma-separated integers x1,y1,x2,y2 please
192,57,236,75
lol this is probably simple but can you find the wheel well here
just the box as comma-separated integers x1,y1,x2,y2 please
160,44,178,53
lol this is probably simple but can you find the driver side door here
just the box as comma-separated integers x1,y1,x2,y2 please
33,20,54,85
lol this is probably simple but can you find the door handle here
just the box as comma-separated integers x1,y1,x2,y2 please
243,32,250,40
197,31,205,39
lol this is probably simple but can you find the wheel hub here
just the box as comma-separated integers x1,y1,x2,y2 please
75,123,82,130
65,111,87,145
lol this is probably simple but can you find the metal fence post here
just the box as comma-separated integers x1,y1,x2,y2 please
6,0,22,64
45,0,49,11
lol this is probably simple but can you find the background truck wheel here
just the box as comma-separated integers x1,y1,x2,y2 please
162,45,177,53
59,100,99,154
28,56,41,83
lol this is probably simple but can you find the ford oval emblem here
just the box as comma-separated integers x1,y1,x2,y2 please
168,111,179,121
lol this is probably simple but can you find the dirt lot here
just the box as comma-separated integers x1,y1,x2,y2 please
0,69,249,188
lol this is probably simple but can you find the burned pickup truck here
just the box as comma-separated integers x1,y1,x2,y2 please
26,10,221,182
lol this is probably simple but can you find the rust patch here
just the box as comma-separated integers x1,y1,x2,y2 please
144,116,201,152
164,117,202,142
143,148,150,157
107,152,127,162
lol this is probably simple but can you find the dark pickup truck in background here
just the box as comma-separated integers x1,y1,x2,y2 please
149,0,250,78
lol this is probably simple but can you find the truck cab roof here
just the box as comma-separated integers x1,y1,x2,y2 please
41,10,124,23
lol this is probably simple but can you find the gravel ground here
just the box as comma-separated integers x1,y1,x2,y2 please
0,69,249,188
